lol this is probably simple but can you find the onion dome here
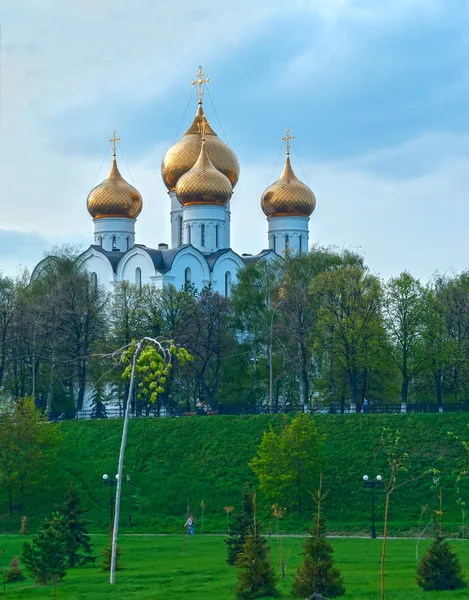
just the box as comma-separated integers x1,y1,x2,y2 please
175,138,233,206
161,103,240,191
261,154,316,218
87,157,143,220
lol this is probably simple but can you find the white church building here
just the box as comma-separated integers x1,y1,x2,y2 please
78,69,317,293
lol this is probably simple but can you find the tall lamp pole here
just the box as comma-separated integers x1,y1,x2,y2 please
103,474,118,524
363,474,382,538
269,300,284,413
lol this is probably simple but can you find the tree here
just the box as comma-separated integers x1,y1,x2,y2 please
22,512,68,584
417,494,466,591
235,493,279,600
382,272,428,404
292,476,345,598
90,385,108,419
0,396,62,515
226,484,255,565
58,481,94,567
250,413,322,513
311,265,384,410
3,556,26,583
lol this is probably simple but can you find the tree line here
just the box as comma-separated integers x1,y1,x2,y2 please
1,245,469,413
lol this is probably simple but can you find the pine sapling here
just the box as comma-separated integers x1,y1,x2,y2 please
416,492,467,591
292,474,345,598
235,492,279,600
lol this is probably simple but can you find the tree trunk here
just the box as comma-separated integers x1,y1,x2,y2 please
381,492,390,600
401,373,408,405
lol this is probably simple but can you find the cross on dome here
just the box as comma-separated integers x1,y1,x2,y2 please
109,130,121,158
191,66,210,104
282,128,295,156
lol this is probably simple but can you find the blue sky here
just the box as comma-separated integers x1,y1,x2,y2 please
0,0,467,279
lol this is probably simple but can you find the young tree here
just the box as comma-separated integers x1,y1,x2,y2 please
226,484,255,565
250,413,322,513
22,512,68,584
292,476,345,598
235,493,279,600
58,481,94,567
417,494,466,591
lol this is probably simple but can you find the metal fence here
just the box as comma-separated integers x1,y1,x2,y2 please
57,401,469,421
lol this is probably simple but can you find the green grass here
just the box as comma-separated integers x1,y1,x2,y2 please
0,534,468,599
1,413,469,534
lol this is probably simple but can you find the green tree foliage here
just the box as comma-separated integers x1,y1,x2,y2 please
226,484,254,565
22,512,68,584
235,494,279,600
310,265,384,410
416,531,466,590
0,396,62,515
250,413,322,512
90,384,108,419
292,479,345,598
58,481,95,567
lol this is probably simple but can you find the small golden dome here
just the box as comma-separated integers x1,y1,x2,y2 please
175,139,233,206
261,155,316,218
87,158,143,219
161,103,240,191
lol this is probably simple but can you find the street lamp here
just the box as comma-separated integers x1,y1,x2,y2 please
363,474,383,538
103,474,118,524
269,300,284,413
126,475,132,528
432,476,439,531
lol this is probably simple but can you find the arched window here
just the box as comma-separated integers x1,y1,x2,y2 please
185,267,192,285
112,235,117,251
299,235,302,255
272,235,276,252
187,225,191,244
225,271,232,297
91,272,98,290
285,234,289,252
178,216,183,246
126,236,130,250
201,223,206,247
98,236,103,247
135,267,142,290
215,224,219,248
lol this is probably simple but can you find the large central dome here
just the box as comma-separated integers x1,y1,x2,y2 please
161,102,240,191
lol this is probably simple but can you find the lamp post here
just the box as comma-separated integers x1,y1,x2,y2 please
433,476,438,531
103,474,118,524
269,300,284,413
126,475,132,528
363,474,383,538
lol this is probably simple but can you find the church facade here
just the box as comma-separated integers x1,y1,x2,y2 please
78,69,317,293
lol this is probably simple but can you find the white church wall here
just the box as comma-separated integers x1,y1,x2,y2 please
81,249,115,290
93,217,136,252
267,215,310,256
182,204,227,252
117,248,161,287
164,247,211,290
211,252,245,296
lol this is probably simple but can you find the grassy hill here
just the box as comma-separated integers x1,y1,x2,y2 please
1,413,469,535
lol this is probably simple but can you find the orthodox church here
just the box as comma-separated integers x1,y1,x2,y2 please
77,68,317,294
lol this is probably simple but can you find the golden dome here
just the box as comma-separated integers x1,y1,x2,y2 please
161,103,240,191
261,155,316,218
87,158,143,220
175,138,233,206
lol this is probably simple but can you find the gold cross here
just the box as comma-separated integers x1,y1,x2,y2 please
282,128,295,155
191,66,210,104
109,129,120,158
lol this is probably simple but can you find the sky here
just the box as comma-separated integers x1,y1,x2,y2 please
0,0,468,281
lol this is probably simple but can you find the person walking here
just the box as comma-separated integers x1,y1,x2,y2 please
185,514,196,535
362,397,369,413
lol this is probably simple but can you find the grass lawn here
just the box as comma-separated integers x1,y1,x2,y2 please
0,534,468,599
